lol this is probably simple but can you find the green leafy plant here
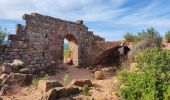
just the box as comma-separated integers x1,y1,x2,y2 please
63,74,71,85
124,28,162,44
118,48,170,100
32,76,48,86
123,32,135,42
64,49,70,57
127,28,162,62
0,26,9,50
164,31,170,42
82,84,90,96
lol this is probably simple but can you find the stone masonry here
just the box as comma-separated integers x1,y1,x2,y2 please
0,13,129,70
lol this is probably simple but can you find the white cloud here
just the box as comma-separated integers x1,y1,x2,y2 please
0,0,169,40
0,0,127,21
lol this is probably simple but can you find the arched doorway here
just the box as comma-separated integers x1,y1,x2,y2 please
63,34,78,66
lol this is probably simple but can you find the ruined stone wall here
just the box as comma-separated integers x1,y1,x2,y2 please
0,13,105,69
91,41,126,65
0,13,128,69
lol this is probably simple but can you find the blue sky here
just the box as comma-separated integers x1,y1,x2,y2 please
0,0,170,41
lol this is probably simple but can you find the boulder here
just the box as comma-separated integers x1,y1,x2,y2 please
0,84,10,96
10,59,24,67
41,86,80,100
39,71,46,77
10,59,24,71
101,67,115,72
95,71,104,80
5,73,32,86
1,64,12,74
70,79,93,87
19,68,31,74
129,63,137,71
38,80,63,92
0,74,9,81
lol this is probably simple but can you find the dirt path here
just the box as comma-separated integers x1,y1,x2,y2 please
1,65,119,100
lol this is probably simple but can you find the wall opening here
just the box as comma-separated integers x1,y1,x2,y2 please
63,34,78,66
94,46,130,67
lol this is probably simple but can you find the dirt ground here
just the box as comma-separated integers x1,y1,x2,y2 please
1,64,119,100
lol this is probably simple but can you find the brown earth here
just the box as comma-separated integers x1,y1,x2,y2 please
1,64,119,100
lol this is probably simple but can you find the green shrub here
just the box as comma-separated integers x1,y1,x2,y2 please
0,26,9,50
124,32,135,42
118,48,170,100
124,28,162,44
164,31,170,41
82,84,90,96
32,76,48,86
64,49,70,57
63,74,71,85
127,28,162,62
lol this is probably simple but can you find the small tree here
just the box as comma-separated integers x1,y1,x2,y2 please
164,31,170,42
123,32,135,42
127,28,162,62
0,26,9,50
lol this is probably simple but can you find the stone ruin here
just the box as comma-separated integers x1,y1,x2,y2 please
0,13,130,72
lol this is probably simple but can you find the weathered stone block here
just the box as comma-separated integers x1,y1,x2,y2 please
38,80,63,92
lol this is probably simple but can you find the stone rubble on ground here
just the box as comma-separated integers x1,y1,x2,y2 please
95,71,105,80
41,86,80,100
38,80,63,92
70,79,93,87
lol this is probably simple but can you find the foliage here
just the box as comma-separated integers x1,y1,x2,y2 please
135,28,161,43
63,74,71,85
123,28,162,44
127,28,162,62
128,38,161,62
82,84,90,96
123,32,135,42
118,48,170,100
164,31,170,41
0,26,9,50
64,49,70,57
32,76,48,86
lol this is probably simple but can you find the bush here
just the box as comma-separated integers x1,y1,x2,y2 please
128,38,161,62
124,32,135,42
127,28,162,62
32,76,48,86
124,28,162,44
164,31,170,42
118,48,170,100
64,49,70,57
0,26,9,50
63,74,71,85
82,84,90,96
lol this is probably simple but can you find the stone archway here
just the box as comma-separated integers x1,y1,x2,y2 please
64,34,78,66
2,13,107,70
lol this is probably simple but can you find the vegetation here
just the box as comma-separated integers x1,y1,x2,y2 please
127,28,162,62
82,84,90,96
32,76,48,86
63,74,71,85
64,49,70,57
124,28,162,44
118,48,170,100
123,32,135,42
164,31,170,42
0,26,9,50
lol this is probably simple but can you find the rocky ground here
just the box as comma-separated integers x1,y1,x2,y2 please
1,64,120,100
